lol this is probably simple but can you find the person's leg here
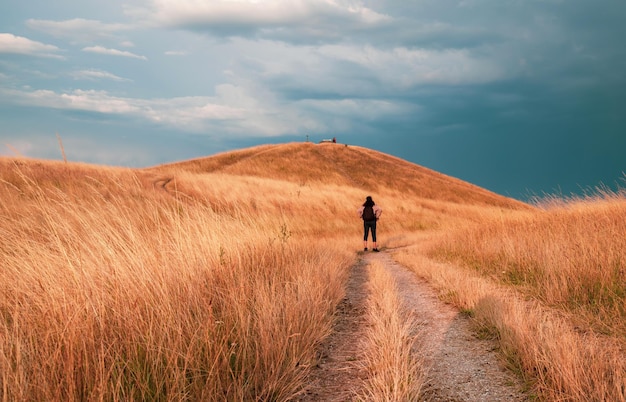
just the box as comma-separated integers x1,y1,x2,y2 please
363,222,370,250
372,221,379,251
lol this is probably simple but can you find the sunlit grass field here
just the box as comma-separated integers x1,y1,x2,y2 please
1,143,624,401
393,192,626,401
0,157,359,401
433,193,626,339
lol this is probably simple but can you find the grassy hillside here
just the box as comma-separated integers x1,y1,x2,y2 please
1,143,624,401
153,142,528,209
149,142,531,236
1,156,359,401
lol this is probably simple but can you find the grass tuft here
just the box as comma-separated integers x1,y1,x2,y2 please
360,260,424,401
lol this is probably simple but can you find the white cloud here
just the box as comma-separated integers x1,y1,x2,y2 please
0,80,396,137
82,46,148,60
0,87,252,133
298,98,416,119
0,33,64,59
152,0,389,25
229,39,510,98
26,18,131,44
144,0,391,42
71,69,131,82
317,45,507,86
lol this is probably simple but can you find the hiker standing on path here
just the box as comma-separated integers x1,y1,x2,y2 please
357,196,382,252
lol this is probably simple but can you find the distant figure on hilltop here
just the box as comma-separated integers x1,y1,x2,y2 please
357,196,382,252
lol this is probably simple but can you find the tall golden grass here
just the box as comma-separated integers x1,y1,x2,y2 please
391,190,626,401
0,158,357,400
433,193,626,339
360,260,423,401
4,142,624,401
2,145,516,401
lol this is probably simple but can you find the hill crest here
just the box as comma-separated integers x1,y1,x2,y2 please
151,142,529,210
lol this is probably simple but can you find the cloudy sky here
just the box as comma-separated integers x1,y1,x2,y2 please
1,0,625,200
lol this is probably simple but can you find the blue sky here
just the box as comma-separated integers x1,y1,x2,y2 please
1,0,625,200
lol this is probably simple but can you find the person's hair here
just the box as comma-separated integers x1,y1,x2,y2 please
363,196,375,207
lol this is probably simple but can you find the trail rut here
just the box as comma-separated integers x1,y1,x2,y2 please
297,251,528,401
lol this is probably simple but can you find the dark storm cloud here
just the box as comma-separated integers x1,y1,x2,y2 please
2,0,626,200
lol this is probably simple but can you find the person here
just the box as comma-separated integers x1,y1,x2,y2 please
357,196,382,252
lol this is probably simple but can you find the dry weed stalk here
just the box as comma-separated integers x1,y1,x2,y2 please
56,132,67,163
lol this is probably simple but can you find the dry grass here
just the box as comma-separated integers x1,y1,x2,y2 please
360,260,423,401
391,190,626,401
433,193,626,339
0,158,355,400
393,238,626,401
154,142,530,210
3,142,624,401
0,145,519,401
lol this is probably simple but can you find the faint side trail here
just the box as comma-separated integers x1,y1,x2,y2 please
297,259,370,401
297,251,529,401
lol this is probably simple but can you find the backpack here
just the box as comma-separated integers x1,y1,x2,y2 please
362,205,376,221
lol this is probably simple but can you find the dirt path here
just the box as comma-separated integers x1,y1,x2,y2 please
297,251,529,401
297,258,370,401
